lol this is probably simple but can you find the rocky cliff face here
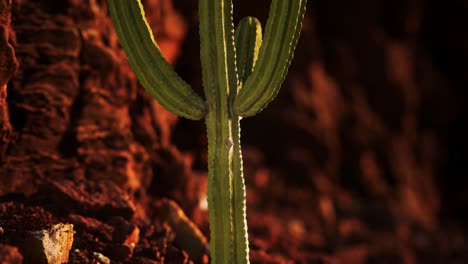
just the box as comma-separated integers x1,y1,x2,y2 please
1,0,467,263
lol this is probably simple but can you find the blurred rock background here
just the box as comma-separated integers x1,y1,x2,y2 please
0,0,467,263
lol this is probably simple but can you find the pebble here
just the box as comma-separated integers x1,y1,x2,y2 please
93,252,111,264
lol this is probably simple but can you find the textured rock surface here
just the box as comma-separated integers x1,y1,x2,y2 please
0,0,467,263
0,0,18,161
22,223,74,264
38,179,136,220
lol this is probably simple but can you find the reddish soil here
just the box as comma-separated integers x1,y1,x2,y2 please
1,0,468,263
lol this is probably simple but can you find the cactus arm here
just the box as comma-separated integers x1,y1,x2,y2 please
235,17,263,86
108,0,206,120
199,0,246,263
233,0,307,117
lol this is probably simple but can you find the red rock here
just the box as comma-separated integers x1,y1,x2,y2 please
108,216,140,246
126,256,160,264
155,199,208,262
39,179,136,220
164,245,189,264
250,250,294,264
0,202,56,231
105,244,133,261
0,0,19,162
68,214,113,244
0,244,23,264
22,223,74,264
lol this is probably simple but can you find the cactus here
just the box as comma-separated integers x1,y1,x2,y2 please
108,0,306,263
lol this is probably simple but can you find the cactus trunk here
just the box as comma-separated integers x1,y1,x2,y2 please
204,106,232,263
205,110,248,263
200,0,249,262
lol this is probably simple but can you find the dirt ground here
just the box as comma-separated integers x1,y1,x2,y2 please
1,0,467,263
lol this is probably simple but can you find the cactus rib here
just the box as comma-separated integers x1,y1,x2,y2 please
108,0,206,120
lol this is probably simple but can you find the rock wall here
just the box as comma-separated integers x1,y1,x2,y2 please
0,0,467,263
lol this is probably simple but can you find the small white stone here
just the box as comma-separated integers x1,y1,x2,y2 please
93,252,111,264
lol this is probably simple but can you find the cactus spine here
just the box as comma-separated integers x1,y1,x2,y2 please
109,0,306,263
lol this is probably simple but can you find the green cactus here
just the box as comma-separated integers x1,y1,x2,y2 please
108,0,306,263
